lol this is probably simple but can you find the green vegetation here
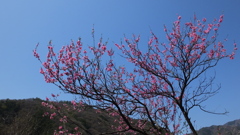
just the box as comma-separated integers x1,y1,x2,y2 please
0,98,118,135
0,98,56,134
1,98,239,135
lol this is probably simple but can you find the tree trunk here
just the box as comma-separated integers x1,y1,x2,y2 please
178,105,198,135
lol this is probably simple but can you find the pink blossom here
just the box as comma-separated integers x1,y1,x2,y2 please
208,50,214,58
40,68,44,74
48,46,53,50
185,22,192,26
174,20,180,25
204,29,209,34
202,18,206,22
74,127,79,131
43,112,49,116
41,102,48,106
50,112,56,119
33,50,40,59
106,67,112,71
219,15,224,23
77,40,81,46
107,49,114,56
221,49,226,52
101,46,106,51
135,36,140,42
59,126,63,130
229,52,235,59
115,43,121,49
71,100,77,106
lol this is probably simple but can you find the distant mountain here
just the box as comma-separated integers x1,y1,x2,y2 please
224,119,240,127
196,119,240,135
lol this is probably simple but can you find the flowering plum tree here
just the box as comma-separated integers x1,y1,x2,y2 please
34,15,237,135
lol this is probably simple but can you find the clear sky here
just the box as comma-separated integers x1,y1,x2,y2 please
0,0,239,130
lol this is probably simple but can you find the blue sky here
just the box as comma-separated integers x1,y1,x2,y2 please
0,0,240,130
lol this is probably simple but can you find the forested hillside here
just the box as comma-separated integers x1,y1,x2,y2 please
1,98,239,135
0,98,118,135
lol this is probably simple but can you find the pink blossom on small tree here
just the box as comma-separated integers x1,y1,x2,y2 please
34,14,237,135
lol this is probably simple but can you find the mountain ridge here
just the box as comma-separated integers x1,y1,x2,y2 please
195,119,240,135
